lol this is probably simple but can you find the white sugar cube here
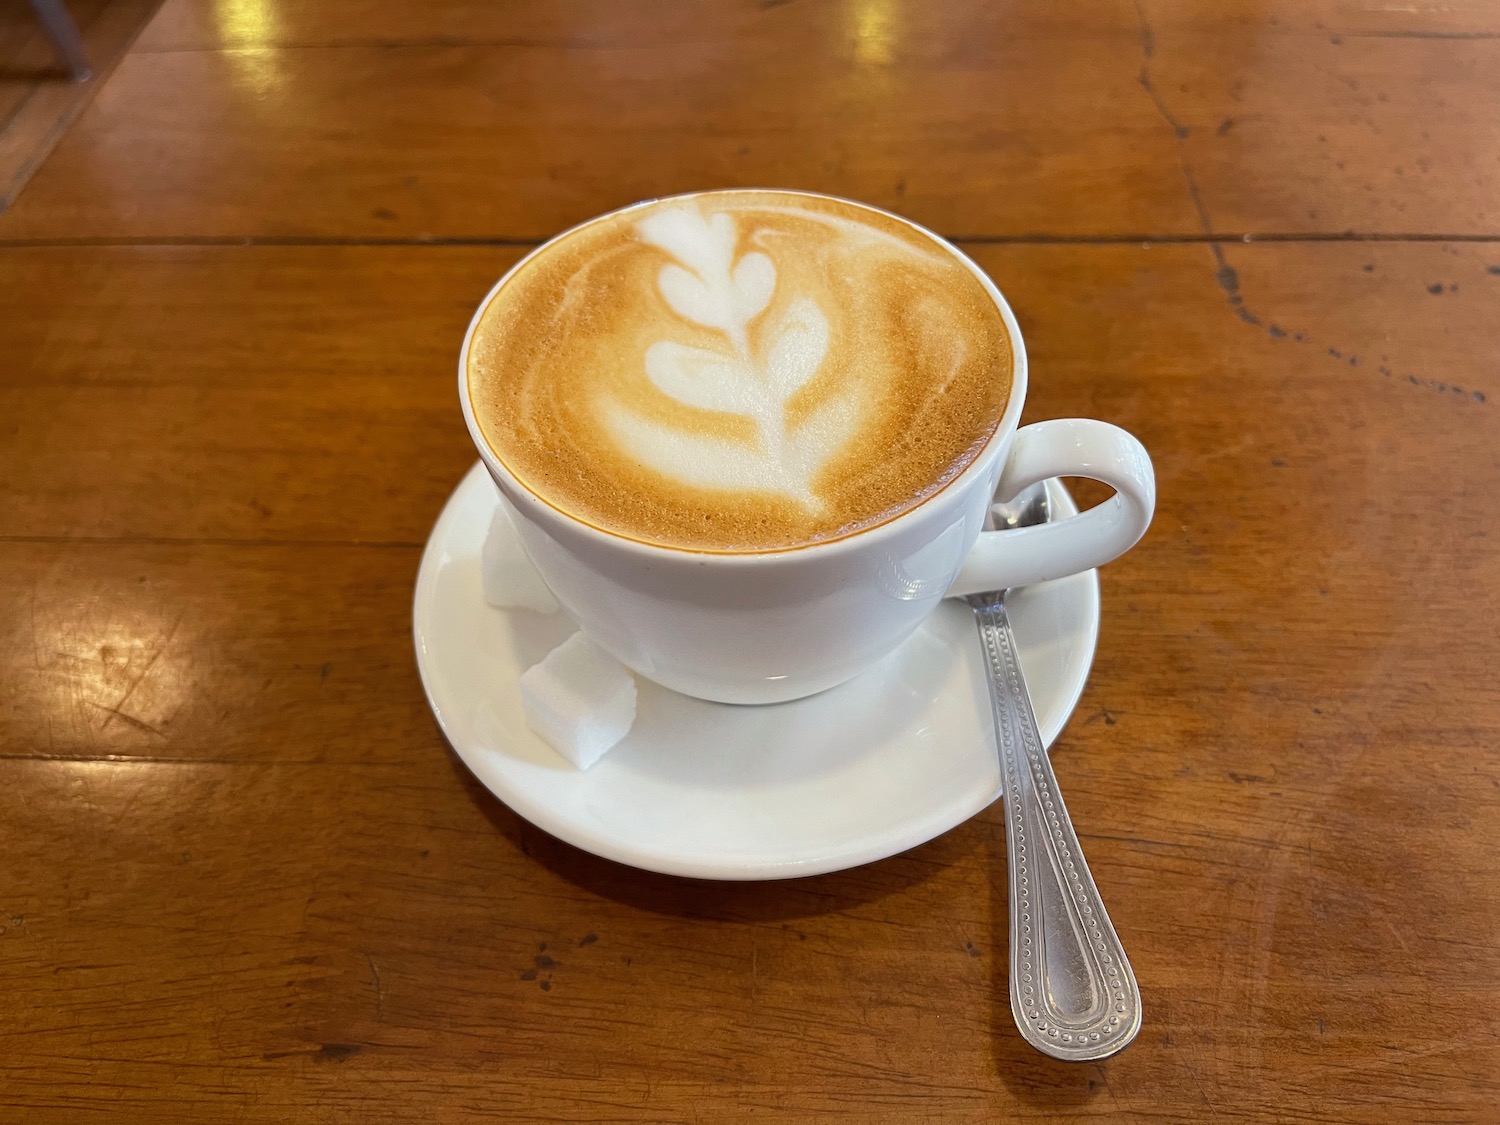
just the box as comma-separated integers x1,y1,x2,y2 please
519,633,638,770
482,497,558,614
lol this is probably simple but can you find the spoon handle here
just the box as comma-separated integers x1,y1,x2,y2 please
969,592,1141,1061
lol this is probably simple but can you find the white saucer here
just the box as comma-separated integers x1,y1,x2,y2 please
414,463,1099,881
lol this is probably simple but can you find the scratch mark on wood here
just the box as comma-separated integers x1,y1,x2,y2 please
86,701,166,738
1173,1044,1224,1121
1093,1064,1128,1114
366,953,384,1021
98,612,183,730
1133,2,1188,138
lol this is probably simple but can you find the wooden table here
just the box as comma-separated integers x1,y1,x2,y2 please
3,2,1498,1120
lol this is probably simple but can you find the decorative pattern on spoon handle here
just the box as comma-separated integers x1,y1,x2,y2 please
969,592,1142,1061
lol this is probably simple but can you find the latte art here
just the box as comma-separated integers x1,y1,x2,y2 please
467,191,1013,552
605,206,851,512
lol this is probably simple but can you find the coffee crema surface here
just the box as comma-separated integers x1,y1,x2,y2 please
467,191,1013,552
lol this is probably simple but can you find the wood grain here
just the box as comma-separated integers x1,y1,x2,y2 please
3,1,1499,1121
0,0,163,209
1,241,1493,542
2,0,1497,239
129,0,1500,54
2,736,1496,1122
0,541,429,762
0,27,1193,240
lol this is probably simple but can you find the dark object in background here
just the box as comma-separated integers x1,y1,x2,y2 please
29,0,91,82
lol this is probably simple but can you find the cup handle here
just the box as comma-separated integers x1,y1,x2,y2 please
946,418,1155,597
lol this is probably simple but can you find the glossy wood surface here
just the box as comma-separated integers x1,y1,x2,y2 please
3,1,1498,1121
6,1,1500,239
0,0,163,208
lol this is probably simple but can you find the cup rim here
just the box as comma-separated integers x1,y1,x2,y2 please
457,187,1030,562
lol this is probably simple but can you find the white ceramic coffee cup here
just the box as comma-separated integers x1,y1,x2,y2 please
459,191,1154,705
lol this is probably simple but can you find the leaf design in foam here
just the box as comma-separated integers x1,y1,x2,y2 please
763,297,829,400
640,208,748,336
786,389,861,485
600,401,786,496
637,208,735,278
656,263,730,333
644,342,762,416
730,252,775,324
614,202,861,514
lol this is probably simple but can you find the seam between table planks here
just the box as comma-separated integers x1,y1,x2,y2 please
0,761,430,769
4,233,1500,249
0,536,426,548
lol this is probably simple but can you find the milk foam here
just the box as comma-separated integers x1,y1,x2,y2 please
467,191,1012,552
604,205,850,509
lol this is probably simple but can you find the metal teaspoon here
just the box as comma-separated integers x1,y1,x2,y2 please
966,482,1142,1061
